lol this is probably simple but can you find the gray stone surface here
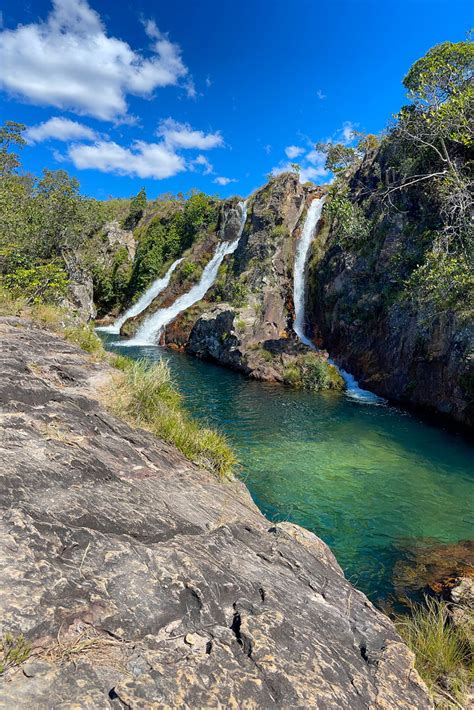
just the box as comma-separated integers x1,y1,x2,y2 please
0,318,431,708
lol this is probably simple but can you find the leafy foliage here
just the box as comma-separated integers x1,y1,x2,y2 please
129,192,217,296
3,262,69,305
283,353,344,391
324,184,370,246
122,187,147,230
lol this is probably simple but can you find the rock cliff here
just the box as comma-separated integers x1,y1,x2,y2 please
0,318,431,708
121,174,343,389
307,156,473,430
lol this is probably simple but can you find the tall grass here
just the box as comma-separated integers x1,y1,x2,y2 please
107,358,237,479
396,596,473,709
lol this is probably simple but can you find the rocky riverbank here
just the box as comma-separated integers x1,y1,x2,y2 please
0,318,431,708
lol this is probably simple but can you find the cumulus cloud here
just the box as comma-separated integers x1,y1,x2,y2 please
316,89,326,100
213,176,237,186
158,118,223,150
25,117,97,144
192,154,214,175
68,140,185,179
271,144,329,185
285,145,304,159
0,0,189,120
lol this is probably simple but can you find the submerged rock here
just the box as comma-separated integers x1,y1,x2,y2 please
0,318,431,707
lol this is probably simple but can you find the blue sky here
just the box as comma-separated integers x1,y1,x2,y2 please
0,0,470,200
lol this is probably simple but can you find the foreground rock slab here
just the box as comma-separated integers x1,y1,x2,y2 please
0,318,431,708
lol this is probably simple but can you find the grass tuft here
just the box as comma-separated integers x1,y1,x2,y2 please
63,323,105,358
106,358,237,479
0,633,31,674
396,596,473,709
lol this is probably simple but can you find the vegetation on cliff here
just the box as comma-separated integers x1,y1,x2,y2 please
309,35,473,424
318,37,473,322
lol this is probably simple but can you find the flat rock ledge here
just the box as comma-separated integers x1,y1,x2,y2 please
0,318,431,709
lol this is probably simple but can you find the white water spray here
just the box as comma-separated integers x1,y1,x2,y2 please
293,197,382,404
96,257,183,335
124,201,248,347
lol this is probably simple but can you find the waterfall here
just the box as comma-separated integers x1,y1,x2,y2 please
293,197,382,404
123,200,248,347
293,198,325,347
96,257,184,334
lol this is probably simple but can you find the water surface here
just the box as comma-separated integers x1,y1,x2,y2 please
101,334,474,604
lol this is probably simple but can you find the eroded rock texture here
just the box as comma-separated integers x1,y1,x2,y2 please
0,318,431,708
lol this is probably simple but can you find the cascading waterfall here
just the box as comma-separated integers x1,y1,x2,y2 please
293,197,382,404
123,200,248,347
96,257,183,334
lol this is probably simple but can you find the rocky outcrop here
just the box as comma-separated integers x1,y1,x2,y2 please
103,220,136,262
0,318,431,708
307,160,473,430
130,173,341,386
63,255,96,321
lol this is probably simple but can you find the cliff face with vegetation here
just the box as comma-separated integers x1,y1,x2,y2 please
0,318,431,708
307,154,472,428
120,173,343,391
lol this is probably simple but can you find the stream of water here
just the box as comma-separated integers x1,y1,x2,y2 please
100,332,473,605
124,201,247,346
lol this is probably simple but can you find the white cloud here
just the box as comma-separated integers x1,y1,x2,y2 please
158,118,223,150
0,0,189,120
284,145,304,159
205,75,212,88
340,121,357,144
68,140,185,179
305,149,326,166
213,176,237,186
25,116,97,144
316,89,326,100
299,165,329,183
192,154,213,175
263,144,272,155
271,146,329,185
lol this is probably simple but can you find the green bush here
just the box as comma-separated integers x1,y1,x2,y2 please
3,262,69,305
283,353,345,391
325,185,370,247
402,251,473,318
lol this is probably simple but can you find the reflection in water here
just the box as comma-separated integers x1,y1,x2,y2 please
100,333,474,604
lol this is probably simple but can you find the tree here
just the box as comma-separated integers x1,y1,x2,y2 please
403,39,474,108
315,143,359,173
123,187,147,230
386,37,473,253
0,121,26,176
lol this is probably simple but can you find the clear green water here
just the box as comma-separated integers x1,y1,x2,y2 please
101,334,474,604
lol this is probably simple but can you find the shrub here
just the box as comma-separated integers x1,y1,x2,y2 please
396,597,473,708
283,353,344,391
325,184,370,247
3,262,69,305
107,359,237,479
402,251,473,318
